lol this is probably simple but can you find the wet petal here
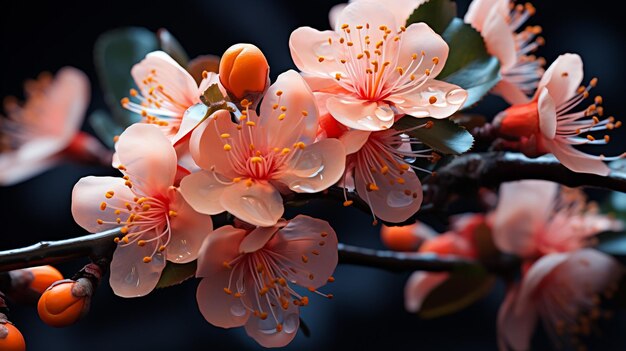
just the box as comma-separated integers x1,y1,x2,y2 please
197,269,251,329
188,109,239,177
537,87,557,139
394,80,467,119
339,130,371,155
109,237,166,298
537,53,584,105
196,225,247,277
289,27,344,78
404,272,449,313
279,138,346,193
220,181,284,227
166,190,214,263
397,23,449,78
244,295,300,348
178,170,228,215
327,95,395,131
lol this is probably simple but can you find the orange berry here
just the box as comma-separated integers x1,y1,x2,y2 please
37,281,88,328
219,43,269,99
0,323,26,351
25,266,63,295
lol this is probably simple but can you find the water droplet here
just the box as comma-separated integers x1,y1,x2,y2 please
375,105,394,121
283,314,299,334
230,302,246,317
446,88,468,105
387,190,414,208
184,103,208,122
292,152,324,178
240,195,275,221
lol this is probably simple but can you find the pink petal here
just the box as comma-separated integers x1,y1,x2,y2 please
244,296,300,348
336,1,397,44
404,272,449,313
279,138,346,193
220,181,284,227
196,225,247,277
172,103,208,145
393,80,467,119
536,53,584,105
543,139,611,176
464,0,509,28
327,95,395,131
289,27,344,78
259,70,319,146
339,130,371,155
0,150,60,186
397,23,449,79
537,88,557,139
328,3,347,30
109,237,167,298
515,253,570,307
178,170,227,215
115,124,177,193
491,79,532,105
268,215,338,289
238,222,285,254
355,168,423,223
188,109,239,177
480,8,517,71
497,284,538,351
71,176,135,233
492,180,558,256
131,51,198,109
381,0,428,26
197,269,251,329
166,190,214,263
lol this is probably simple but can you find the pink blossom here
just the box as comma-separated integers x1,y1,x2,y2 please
465,0,545,104
498,249,623,351
0,68,92,185
491,180,622,258
72,124,213,297
122,51,221,144
495,54,623,176
179,70,346,227
290,1,467,131
329,0,427,31
195,215,337,348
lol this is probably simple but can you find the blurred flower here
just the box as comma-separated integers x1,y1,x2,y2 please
0,321,25,351
290,1,466,131
380,220,437,251
498,249,623,351
195,215,337,348
179,70,346,227
122,51,221,144
72,124,213,297
465,0,545,104
37,279,91,328
0,67,92,186
219,43,269,100
495,54,623,175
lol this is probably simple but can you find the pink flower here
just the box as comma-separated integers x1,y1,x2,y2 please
339,125,431,223
498,249,623,351
0,67,92,185
72,124,213,297
465,0,545,104
491,180,622,258
290,1,467,131
122,51,220,144
495,54,623,175
329,0,427,31
195,215,337,348
179,70,346,227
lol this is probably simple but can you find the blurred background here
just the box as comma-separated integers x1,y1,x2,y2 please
1,0,625,350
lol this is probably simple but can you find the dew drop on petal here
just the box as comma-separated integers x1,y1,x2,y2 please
387,190,414,208
292,152,324,178
283,314,299,334
230,302,246,317
446,88,468,105
375,105,394,122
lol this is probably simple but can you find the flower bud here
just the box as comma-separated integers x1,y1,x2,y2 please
37,279,92,328
381,222,437,251
419,233,473,257
494,101,539,138
219,43,269,100
0,323,26,351
24,265,63,295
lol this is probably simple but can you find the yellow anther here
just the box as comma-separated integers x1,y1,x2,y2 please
137,240,146,247
100,202,107,211
396,177,406,184
590,77,598,87
381,165,389,175
429,96,438,104
142,204,151,211
114,237,121,243
250,156,263,163
169,210,178,217
343,200,353,207
159,245,166,252
425,68,431,76
278,113,286,121
411,53,418,60
97,219,104,225
120,226,129,235
281,148,291,155
259,287,269,296
432,57,440,65
245,178,254,187
120,97,130,106
301,110,308,117
335,73,342,80
587,135,596,141
223,288,232,295
595,96,603,104
368,183,379,191
220,133,231,138
272,103,279,110
400,164,410,171
280,105,287,112
143,257,152,263
276,90,283,96
294,141,306,149
240,98,250,107
604,135,611,142
301,255,309,263
357,53,364,59
396,67,404,75
232,177,241,183
246,121,256,126
223,144,232,151
341,24,349,29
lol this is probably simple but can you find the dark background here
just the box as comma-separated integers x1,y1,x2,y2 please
1,1,625,350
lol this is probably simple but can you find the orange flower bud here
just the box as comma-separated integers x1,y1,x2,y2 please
25,265,63,295
496,101,540,138
219,43,269,100
0,323,26,351
37,279,91,328
380,225,423,251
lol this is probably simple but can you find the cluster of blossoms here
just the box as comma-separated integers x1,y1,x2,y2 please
1,0,625,350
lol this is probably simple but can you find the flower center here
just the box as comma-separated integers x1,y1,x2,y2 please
318,24,439,101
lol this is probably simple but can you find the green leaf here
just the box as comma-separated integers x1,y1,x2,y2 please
419,270,495,319
94,27,159,127
394,117,474,155
438,18,501,107
88,110,124,148
155,261,197,289
405,0,457,34
157,28,189,67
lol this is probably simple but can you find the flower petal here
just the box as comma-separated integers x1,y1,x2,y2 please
328,3,347,30
239,222,285,254
0,150,60,186
464,0,509,27
339,130,371,155
131,51,198,108
188,109,238,177
166,190,214,263
115,124,177,193
336,1,397,44
197,269,251,329
327,96,395,131
178,170,228,215
279,138,346,193
109,237,166,298
543,138,611,176
259,70,319,146
220,181,284,227
536,53,584,105
244,296,300,348
268,215,338,289
480,8,517,71
404,272,449,313
497,284,538,351
397,23,449,78
537,88,557,139
356,168,423,223
491,79,532,105
196,225,247,277
516,253,570,306
71,176,135,233
289,27,344,77
172,103,208,146
44,67,90,144
393,80,467,119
